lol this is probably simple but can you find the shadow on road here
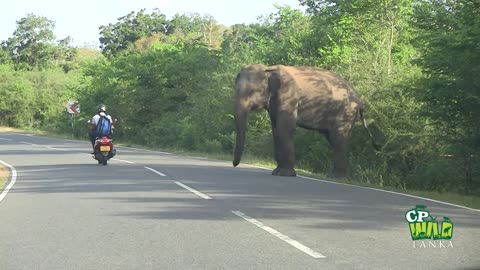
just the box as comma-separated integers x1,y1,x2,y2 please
9,163,480,231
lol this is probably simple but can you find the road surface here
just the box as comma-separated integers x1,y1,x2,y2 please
0,132,479,270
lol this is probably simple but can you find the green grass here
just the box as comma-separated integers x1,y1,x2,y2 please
4,126,480,210
0,164,9,192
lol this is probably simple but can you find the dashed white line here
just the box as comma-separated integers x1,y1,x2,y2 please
144,167,167,177
175,181,212,199
111,158,135,164
19,141,66,152
232,211,326,259
120,146,172,155
17,140,137,164
120,146,152,152
63,139,82,143
47,146,67,151
0,160,17,203
0,138,12,141
19,141,37,146
18,168,67,173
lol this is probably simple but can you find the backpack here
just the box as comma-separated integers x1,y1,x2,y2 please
96,114,112,137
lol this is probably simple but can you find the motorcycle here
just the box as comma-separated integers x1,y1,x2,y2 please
93,135,116,165
88,119,117,165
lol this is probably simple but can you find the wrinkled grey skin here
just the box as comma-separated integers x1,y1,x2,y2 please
232,64,376,178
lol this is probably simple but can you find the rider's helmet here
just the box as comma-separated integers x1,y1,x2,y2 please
97,104,106,113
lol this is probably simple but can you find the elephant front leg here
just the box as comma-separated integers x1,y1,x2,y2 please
269,111,280,165
272,167,297,176
329,124,353,179
272,111,297,177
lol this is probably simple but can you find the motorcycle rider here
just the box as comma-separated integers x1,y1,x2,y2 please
88,104,114,153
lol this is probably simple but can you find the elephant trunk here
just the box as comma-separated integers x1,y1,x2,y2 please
233,102,248,167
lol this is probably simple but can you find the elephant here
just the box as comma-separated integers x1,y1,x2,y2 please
232,64,377,178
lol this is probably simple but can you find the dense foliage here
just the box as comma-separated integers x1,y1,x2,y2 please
1,1,478,195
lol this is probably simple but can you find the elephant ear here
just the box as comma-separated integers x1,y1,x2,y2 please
266,68,282,94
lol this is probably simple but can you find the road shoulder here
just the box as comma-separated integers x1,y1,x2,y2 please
0,163,9,192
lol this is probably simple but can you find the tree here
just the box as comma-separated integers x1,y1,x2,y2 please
98,9,170,56
3,14,56,70
221,23,260,66
255,5,315,65
55,36,78,72
0,46,12,65
198,14,225,48
413,0,480,194
2,14,77,71
169,13,226,48
299,0,415,80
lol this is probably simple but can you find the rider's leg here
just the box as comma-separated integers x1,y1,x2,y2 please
89,133,96,153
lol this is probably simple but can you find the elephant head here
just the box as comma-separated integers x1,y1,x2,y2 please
232,64,274,167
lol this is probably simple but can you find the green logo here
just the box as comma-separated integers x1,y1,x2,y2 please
405,205,454,241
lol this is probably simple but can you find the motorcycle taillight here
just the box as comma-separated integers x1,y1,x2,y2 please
101,137,111,144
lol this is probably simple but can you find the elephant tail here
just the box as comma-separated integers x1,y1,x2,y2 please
360,109,381,151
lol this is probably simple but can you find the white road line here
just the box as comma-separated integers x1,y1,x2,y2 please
111,158,135,164
119,146,152,152
9,134,480,213
0,160,17,203
232,211,326,259
187,156,208,160
17,139,135,165
63,139,81,143
118,146,172,155
0,138,12,141
17,133,79,143
296,175,480,213
18,168,67,173
47,146,67,151
19,141,37,146
144,167,167,177
19,141,66,152
247,164,480,213
175,181,212,199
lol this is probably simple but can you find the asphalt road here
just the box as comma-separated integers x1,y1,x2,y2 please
0,132,479,270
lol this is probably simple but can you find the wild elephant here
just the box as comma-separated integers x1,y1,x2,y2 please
232,64,377,178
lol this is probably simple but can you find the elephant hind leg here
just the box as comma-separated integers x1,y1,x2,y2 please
332,140,348,179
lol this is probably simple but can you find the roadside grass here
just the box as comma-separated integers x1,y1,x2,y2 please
0,164,9,192
0,126,25,133
3,126,480,210
0,127,14,192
